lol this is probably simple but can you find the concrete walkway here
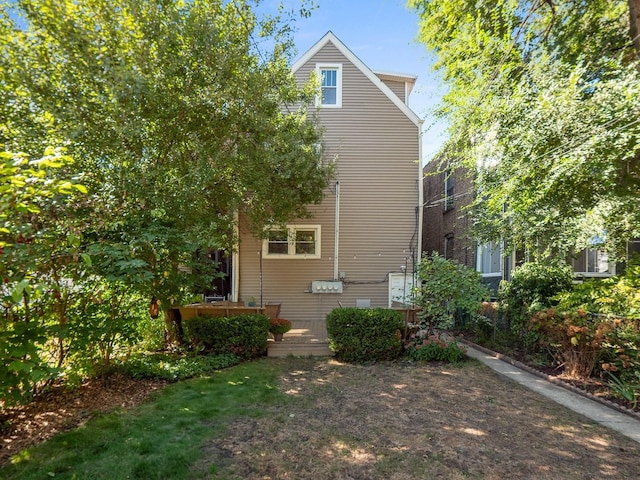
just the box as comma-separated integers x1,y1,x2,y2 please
464,345,640,444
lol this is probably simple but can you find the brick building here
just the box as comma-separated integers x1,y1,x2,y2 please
422,160,475,268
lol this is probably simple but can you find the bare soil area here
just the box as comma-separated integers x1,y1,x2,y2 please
198,358,640,480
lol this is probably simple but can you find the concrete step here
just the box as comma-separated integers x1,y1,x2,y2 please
266,320,332,357
267,342,333,358
267,341,333,357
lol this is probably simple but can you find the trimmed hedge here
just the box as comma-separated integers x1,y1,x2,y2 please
326,307,404,362
183,314,269,359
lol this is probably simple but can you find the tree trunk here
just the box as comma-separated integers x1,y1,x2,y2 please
630,0,640,55
163,308,184,347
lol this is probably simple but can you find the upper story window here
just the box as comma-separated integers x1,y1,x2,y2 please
477,241,502,277
444,170,454,211
263,225,321,259
316,64,342,108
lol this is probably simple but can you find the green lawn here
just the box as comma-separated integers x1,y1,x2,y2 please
1,360,285,480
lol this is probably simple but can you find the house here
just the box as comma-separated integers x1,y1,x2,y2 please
220,32,422,353
422,159,640,294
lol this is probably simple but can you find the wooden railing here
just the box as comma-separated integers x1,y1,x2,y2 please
177,303,265,321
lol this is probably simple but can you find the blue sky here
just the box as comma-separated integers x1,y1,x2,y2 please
270,0,449,165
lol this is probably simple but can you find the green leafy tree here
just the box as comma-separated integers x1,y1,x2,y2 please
0,149,89,404
2,0,331,306
413,252,489,334
410,0,640,259
0,0,330,401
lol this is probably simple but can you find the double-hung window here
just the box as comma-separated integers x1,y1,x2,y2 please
263,225,321,259
316,64,342,108
477,241,502,277
587,248,610,274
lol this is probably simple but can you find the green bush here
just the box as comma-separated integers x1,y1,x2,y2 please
117,352,240,382
498,261,573,340
406,335,467,363
600,318,640,381
66,282,148,377
183,314,269,359
414,252,489,334
552,261,640,381
0,322,56,406
555,262,640,319
326,308,404,363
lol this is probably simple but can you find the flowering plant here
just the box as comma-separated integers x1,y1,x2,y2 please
405,334,466,363
269,318,292,334
530,308,613,378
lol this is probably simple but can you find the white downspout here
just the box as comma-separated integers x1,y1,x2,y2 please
417,121,424,262
334,181,340,280
232,211,240,302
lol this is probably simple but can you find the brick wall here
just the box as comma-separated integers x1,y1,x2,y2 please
422,161,475,268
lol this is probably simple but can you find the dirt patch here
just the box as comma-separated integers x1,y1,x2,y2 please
198,358,640,480
0,374,166,465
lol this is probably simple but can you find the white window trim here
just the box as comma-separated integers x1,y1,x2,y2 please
476,241,502,278
263,225,321,259
315,63,342,108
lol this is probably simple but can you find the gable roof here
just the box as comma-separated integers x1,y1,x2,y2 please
291,31,421,127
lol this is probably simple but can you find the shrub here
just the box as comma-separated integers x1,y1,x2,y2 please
66,283,148,377
462,301,502,341
552,262,640,382
0,322,55,406
117,352,240,382
326,308,404,363
555,262,640,320
530,308,612,378
600,318,640,380
499,261,573,342
406,335,467,363
413,252,489,334
183,314,269,359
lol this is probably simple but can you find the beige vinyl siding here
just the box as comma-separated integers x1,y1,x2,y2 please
238,41,419,326
378,78,406,103
237,198,337,323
